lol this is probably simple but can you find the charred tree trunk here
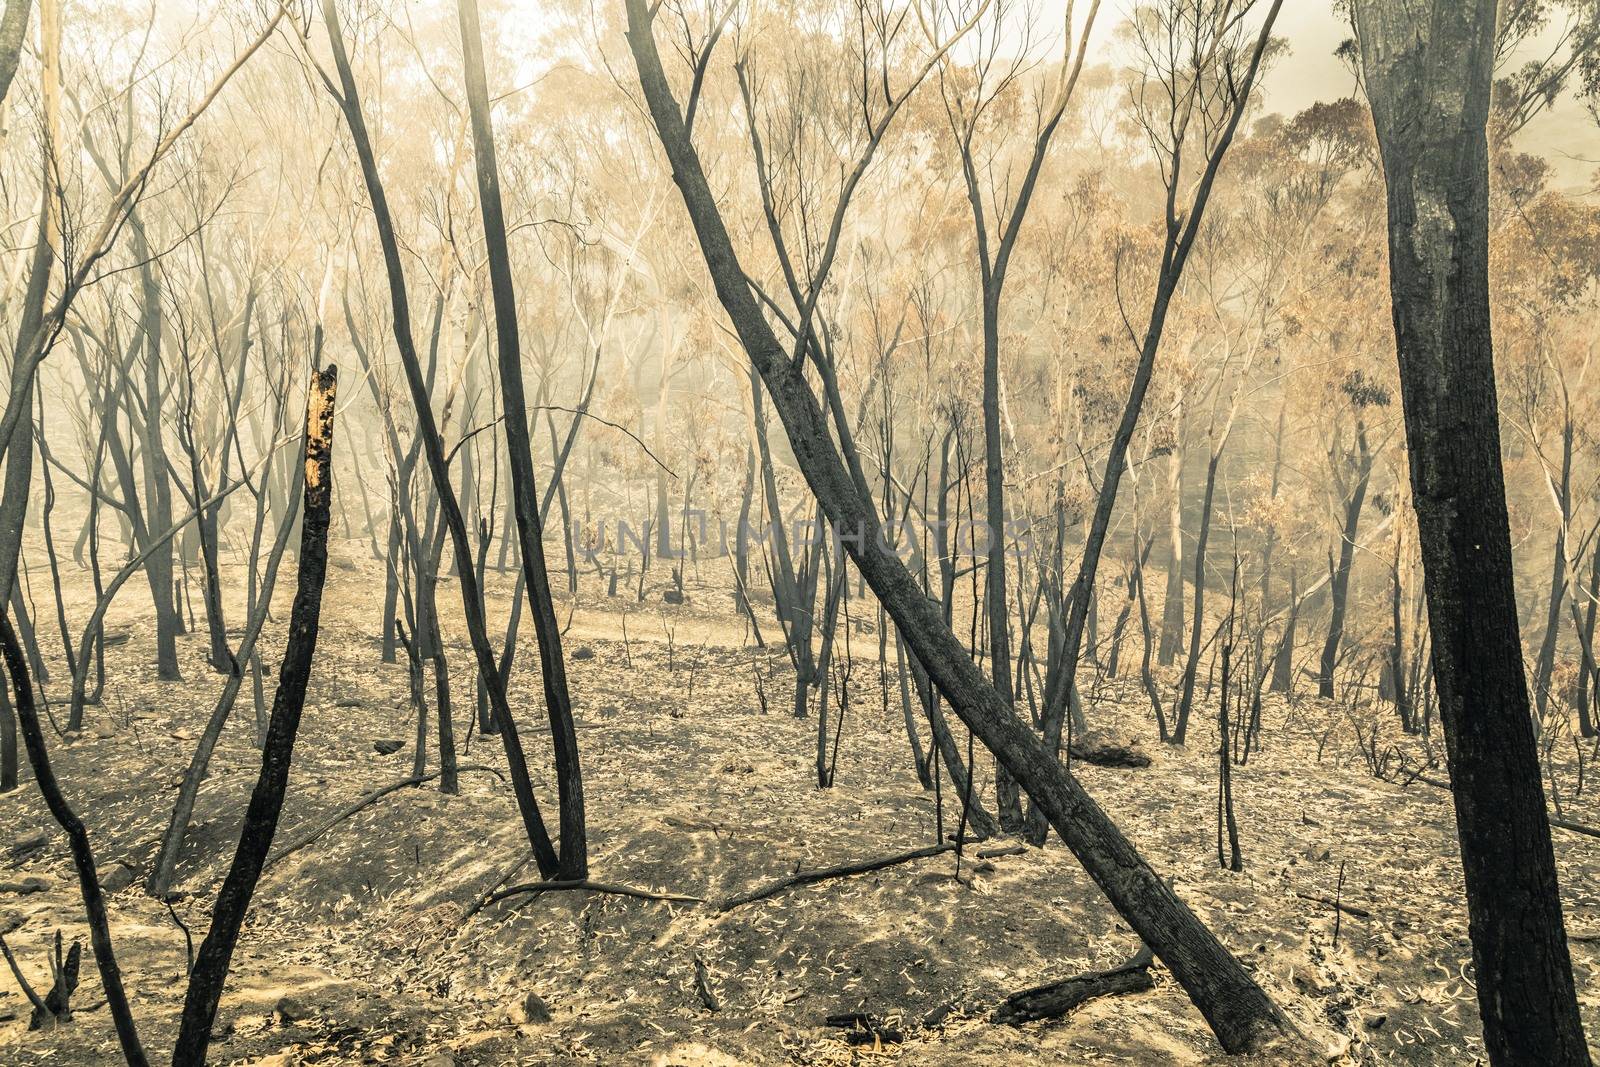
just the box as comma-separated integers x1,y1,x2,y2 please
1173,449,1222,745
0,176,53,615
2,618,147,1065
1271,567,1298,693
1318,424,1373,700
1574,532,1600,737
323,0,561,879
1532,421,1573,723
1158,431,1186,666
1353,3,1588,1061
626,6,1290,1051
172,367,338,1067
457,0,588,876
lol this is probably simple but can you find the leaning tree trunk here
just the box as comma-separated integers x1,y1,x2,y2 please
322,0,561,879
626,5,1290,1052
1317,430,1372,700
172,367,338,1067
0,0,43,613
1352,2,1589,1062
0,1,33,112
3,615,147,1065
1532,420,1573,722
458,0,589,874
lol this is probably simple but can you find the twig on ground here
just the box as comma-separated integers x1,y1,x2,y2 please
263,764,506,869
1294,891,1372,919
484,879,705,907
717,843,956,912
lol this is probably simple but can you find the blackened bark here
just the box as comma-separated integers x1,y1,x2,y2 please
458,0,586,877
171,367,338,1067
0,1,32,110
1532,421,1573,721
1574,533,1600,737
1,625,146,1065
1158,441,1186,666
1317,424,1373,700
626,5,1290,1051
1353,2,1589,1062
1173,450,1221,745
0,682,13,792
131,227,181,681
321,0,561,879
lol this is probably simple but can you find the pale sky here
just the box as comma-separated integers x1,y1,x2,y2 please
1258,2,1596,193
484,0,1597,192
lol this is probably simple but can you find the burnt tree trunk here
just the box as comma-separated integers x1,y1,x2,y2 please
1317,424,1373,700
323,0,561,879
1532,420,1573,723
626,5,1290,1051
1173,448,1222,745
1353,2,1589,1062
464,0,588,876
172,367,338,1067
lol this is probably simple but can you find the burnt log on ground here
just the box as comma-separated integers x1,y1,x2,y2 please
1068,733,1152,769
992,945,1155,1026
825,1012,904,1045
717,843,956,911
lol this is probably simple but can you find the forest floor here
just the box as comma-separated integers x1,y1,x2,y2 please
4,541,1600,1065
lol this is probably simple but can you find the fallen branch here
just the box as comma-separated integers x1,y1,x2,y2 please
992,944,1154,1025
1293,891,1372,919
976,845,1028,859
1068,737,1151,769
484,879,705,907
462,853,533,921
263,764,506,870
717,843,955,912
1552,819,1600,841
1393,776,1597,844
826,1012,904,1045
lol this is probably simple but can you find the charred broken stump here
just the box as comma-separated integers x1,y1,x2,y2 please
0,929,81,1031
825,1012,903,1046
171,366,339,1067
692,955,720,1013
33,932,80,1029
1067,733,1152,769
992,945,1155,1026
